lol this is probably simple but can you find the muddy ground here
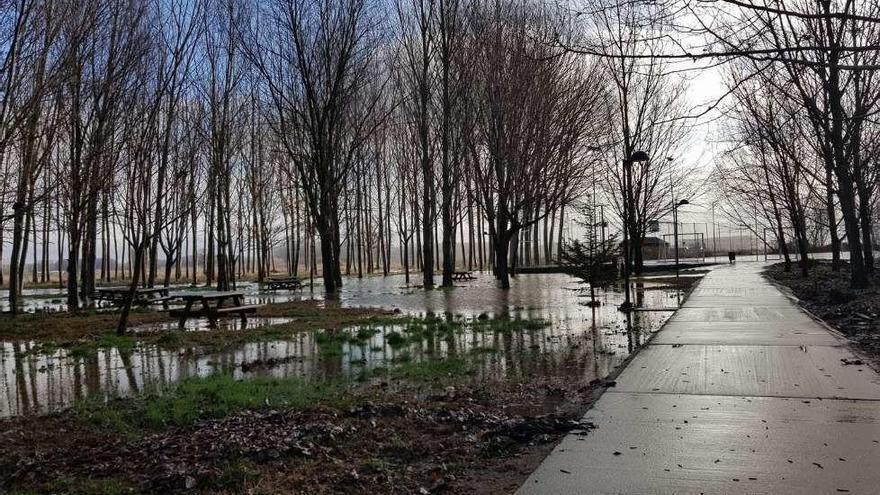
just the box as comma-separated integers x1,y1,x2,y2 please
0,366,613,494
765,262,880,366
0,300,392,350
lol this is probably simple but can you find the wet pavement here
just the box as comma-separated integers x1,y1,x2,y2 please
518,262,880,494
0,273,687,418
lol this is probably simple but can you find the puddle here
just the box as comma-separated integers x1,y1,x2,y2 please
130,317,295,333
0,283,308,314
0,288,70,314
0,273,690,418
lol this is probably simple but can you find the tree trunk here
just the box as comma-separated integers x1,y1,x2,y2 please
8,204,25,313
857,176,875,274
494,231,511,289
823,161,841,271
826,21,866,289
116,240,146,335
67,234,80,311
319,223,337,293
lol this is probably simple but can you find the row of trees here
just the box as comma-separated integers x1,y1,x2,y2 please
19,0,875,318
0,0,702,317
704,0,880,289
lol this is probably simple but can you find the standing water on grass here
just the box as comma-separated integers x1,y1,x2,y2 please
0,273,694,418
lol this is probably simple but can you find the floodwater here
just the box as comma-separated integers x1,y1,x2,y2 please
0,273,695,418
0,287,70,314
0,284,309,314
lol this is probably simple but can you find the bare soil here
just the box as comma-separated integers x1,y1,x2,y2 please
765,262,880,367
0,369,610,494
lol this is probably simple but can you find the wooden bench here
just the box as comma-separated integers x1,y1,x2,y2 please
452,271,477,281
265,276,303,291
167,291,262,329
94,287,170,307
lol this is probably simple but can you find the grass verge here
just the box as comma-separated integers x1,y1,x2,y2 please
74,352,485,434
0,301,395,356
75,373,348,432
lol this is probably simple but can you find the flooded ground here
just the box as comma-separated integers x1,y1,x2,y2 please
0,272,695,418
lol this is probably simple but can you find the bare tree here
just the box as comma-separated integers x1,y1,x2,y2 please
147,0,203,288
7,0,64,313
247,0,386,293
395,0,437,287
466,0,607,288
200,0,246,291
581,0,699,275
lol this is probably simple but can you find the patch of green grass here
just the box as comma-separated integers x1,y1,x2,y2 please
53,333,140,359
17,477,138,495
385,331,407,348
362,315,424,326
65,314,549,435
155,331,184,348
349,326,379,344
95,334,138,353
76,373,345,431
316,330,347,356
249,326,295,342
472,316,549,333
389,355,478,381
433,320,463,335
26,341,60,355
402,319,463,341
391,350,412,363
67,344,95,359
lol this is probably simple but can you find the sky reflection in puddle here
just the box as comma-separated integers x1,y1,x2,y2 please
0,273,691,418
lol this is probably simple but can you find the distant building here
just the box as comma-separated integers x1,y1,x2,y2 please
641,236,668,260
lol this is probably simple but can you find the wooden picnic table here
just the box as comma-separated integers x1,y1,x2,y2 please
167,291,261,329
94,287,170,306
452,271,477,281
264,276,303,291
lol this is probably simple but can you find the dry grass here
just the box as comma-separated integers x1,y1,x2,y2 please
0,310,168,342
0,300,393,354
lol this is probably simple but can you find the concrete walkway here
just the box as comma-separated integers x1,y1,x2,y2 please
518,263,880,494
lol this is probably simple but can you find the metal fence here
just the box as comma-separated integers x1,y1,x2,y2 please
641,221,790,262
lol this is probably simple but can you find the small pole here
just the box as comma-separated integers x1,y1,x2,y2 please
754,203,759,262
673,203,680,282
711,202,717,262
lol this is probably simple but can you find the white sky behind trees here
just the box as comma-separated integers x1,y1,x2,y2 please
0,0,740,264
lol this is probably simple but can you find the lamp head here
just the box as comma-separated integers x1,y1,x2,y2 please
678,199,690,206
629,150,649,162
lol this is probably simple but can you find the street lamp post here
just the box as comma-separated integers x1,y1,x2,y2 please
620,150,649,311
673,199,689,282
711,200,718,262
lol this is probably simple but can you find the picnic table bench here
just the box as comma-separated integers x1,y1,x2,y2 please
93,287,170,306
264,276,303,291
452,271,477,281
167,291,261,329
